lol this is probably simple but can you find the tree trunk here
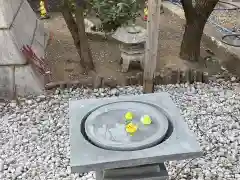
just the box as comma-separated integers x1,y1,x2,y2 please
180,17,206,61
75,6,95,71
180,0,219,61
61,0,94,72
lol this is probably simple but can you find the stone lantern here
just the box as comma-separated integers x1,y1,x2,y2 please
112,25,146,72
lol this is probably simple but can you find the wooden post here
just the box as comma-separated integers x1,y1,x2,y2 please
143,0,162,93
44,0,48,11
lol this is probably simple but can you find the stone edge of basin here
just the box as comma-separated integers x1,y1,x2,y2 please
69,92,202,174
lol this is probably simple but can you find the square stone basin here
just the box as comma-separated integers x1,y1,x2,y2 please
69,92,202,173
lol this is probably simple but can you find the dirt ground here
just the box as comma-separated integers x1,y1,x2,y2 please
43,11,207,85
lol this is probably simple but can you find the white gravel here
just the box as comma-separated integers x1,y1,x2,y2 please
0,82,240,180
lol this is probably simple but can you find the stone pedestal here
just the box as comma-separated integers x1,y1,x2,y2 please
120,44,145,72
69,93,202,177
0,0,49,99
96,164,168,180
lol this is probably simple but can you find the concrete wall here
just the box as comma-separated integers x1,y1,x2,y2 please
0,0,49,99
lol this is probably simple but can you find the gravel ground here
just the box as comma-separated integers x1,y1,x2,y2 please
210,4,239,32
0,81,240,180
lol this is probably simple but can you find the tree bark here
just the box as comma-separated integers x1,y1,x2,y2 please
61,0,94,72
180,0,219,61
75,6,95,71
180,16,206,61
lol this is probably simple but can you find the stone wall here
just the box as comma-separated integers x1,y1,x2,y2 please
0,0,49,99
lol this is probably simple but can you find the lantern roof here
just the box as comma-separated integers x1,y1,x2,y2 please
112,25,146,44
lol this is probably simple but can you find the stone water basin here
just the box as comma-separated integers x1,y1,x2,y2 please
69,93,202,174
84,101,169,151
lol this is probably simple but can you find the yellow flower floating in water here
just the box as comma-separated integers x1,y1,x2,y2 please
141,115,152,125
125,112,134,124
125,122,138,136
125,112,134,121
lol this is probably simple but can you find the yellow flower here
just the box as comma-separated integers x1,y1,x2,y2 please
40,1,44,5
125,112,134,121
144,8,148,16
141,115,152,125
125,122,138,136
39,1,46,16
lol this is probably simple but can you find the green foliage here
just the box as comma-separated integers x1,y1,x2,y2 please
65,0,141,32
66,0,76,12
89,0,141,31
